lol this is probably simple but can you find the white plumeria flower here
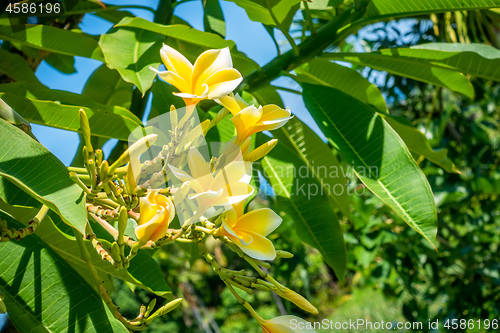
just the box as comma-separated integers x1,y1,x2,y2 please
169,147,254,225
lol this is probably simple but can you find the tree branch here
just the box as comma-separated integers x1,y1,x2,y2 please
240,7,363,93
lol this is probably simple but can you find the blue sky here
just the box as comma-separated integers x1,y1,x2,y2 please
32,0,320,165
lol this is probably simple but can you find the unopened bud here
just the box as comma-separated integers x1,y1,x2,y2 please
95,149,103,166
145,298,157,317
244,139,278,162
170,105,178,129
200,119,211,135
109,134,158,175
240,137,251,156
99,160,109,182
82,146,88,165
110,242,121,263
173,181,191,204
276,250,294,259
79,109,93,155
117,207,128,244
146,298,182,324
275,288,318,314
125,163,137,194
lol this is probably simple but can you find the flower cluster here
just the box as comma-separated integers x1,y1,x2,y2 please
70,44,314,332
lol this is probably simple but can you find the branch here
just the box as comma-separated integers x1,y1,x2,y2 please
239,7,363,93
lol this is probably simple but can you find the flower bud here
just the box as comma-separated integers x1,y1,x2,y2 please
99,160,109,182
275,288,318,314
135,192,175,244
145,298,157,317
244,139,278,162
276,250,294,258
95,149,103,166
117,207,128,244
110,242,121,263
146,298,182,324
173,181,191,204
79,109,93,155
109,134,158,175
240,137,252,156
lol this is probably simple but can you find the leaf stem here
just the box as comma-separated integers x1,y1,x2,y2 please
303,1,316,35
266,0,300,56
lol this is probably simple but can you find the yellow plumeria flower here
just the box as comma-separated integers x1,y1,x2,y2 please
217,93,292,144
135,192,175,244
151,44,243,105
218,201,281,261
259,315,316,333
169,147,254,225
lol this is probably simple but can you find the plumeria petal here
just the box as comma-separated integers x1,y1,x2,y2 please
151,68,190,93
187,147,212,180
152,45,241,104
237,231,276,261
221,209,239,236
140,194,157,224
135,193,175,243
222,183,254,205
160,44,193,79
234,208,282,237
193,47,233,86
260,105,291,121
205,69,243,99
212,160,251,189
168,164,195,183
227,231,253,247
216,93,242,115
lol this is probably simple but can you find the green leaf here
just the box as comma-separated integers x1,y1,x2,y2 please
302,84,438,248
295,59,387,112
93,9,136,24
364,0,500,20
250,85,285,108
1,199,171,298
0,214,128,332
382,115,460,174
272,117,351,217
326,43,500,85
322,51,475,99
0,25,104,61
205,107,236,144
0,82,143,141
44,53,77,74
203,0,226,37
0,176,41,208
0,98,30,131
260,139,347,280
99,26,164,95
0,49,42,86
45,220,171,298
295,59,459,173
0,120,87,234
114,17,260,76
150,80,185,120
82,64,134,109
225,0,300,26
